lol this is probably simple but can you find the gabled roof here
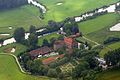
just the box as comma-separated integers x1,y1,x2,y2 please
29,46,52,57
64,37,74,45
42,54,64,65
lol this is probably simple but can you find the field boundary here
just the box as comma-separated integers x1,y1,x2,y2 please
82,36,100,48
0,53,27,74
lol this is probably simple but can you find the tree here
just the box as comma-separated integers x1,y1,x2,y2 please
47,69,58,78
13,27,25,43
0,39,4,45
29,25,36,34
84,55,98,69
48,20,57,28
63,23,72,36
58,72,65,80
58,35,64,40
71,23,79,34
104,48,120,66
84,70,96,80
42,39,50,47
28,33,38,48
72,61,90,79
56,67,61,73
49,37,56,47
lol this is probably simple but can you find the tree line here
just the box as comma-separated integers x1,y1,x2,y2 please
104,48,120,67
0,0,27,10
13,25,38,49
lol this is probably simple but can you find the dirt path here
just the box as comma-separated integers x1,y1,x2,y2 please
82,36,100,48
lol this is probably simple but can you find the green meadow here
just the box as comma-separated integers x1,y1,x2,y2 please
0,54,49,80
39,0,119,22
97,68,120,80
0,5,44,34
100,42,120,58
0,0,119,34
78,13,120,43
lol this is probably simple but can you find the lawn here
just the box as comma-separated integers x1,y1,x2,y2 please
0,54,49,80
38,33,61,46
99,42,120,58
0,43,28,56
97,68,120,80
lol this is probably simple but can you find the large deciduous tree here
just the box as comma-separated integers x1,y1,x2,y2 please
72,61,90,79
29,25,36,34
13,27,25,43
28,33,38,49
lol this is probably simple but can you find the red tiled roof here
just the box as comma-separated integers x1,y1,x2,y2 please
42,54,64,65
64,37,74,46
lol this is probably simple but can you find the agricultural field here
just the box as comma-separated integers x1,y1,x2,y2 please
0,54,49,80
0,5,44,34
100,42,120,57
0,0,119,34
39,0,119,22
97,68,120,80
79,13,120,43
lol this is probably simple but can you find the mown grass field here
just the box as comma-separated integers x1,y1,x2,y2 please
79,13,120,35
39,0,119,22
0,5,44,34
78,13,120,43
97,68,120,80
100,42,120,57
0,0,119,34
0,54,49,80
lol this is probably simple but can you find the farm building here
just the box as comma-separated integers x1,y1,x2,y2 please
53,40,65,50
29,46,52,59
42,54,64,65
64,37,78,49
